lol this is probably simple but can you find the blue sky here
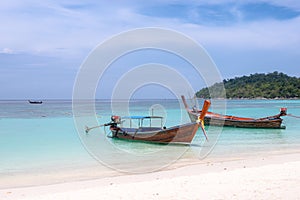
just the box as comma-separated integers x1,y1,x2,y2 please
0,0,300,99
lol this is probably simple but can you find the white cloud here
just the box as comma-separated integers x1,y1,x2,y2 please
0,0,299,57
0,0,299,98
266,0,300,10
0,48,14,54
178,17,300,50
0,1,142,57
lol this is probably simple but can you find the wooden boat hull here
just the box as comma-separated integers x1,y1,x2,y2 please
181,95,285,129
110,122,199,144
28,100,42,104
188,112,284,129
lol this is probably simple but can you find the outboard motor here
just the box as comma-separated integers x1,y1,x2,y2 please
109,115,122,137
280,108,287,116
111,115,121,124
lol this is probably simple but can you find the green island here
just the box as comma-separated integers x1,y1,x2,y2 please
196,71,300,99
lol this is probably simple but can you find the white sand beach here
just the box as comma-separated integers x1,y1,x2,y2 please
1,150,300,200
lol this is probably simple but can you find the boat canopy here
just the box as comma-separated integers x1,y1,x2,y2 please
121,116,163,128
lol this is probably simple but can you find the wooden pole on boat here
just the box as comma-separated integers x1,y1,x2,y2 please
85,118,124,133
181,95,190,110
199,100,211,120
198,100,211,141
85,124,108,133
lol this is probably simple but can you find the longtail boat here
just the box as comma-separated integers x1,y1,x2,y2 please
28,100,43,104
108,116,199,144
85,100,211,144
181,95,287,129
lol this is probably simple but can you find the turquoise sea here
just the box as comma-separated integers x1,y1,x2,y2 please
1,99,300,188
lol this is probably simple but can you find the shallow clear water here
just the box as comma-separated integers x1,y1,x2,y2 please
1,99,300,187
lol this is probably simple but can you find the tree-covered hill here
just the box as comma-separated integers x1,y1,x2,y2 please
196,72,300,99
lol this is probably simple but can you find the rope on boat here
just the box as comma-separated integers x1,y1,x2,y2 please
287,114,300,119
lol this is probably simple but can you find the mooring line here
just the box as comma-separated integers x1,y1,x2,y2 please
287,114,300,119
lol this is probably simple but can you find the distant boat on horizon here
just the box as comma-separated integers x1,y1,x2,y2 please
28,100,43,104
